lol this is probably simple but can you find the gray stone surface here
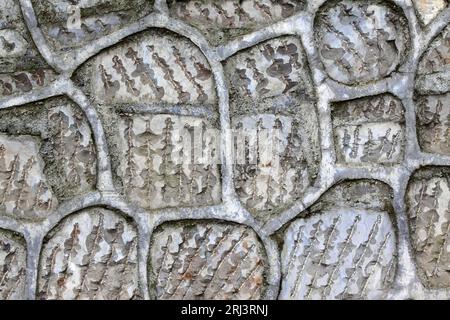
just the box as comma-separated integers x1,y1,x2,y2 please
0,0,449,300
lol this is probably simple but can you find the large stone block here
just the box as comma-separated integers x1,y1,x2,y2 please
149,221,267,300
116,114,221,210
315,0,410,85
37,208,140,300
279,180,397,300
332,94,405,165
406,167,450,288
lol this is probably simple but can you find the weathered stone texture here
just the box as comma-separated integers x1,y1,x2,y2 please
416,27,450,94
407,168,450,288
31,0,154,50
226,36,319,218
169,0,305,45
332,95,405,165
279,180,397,300
1,0,450,301
417,93,450,156
0,134,57,220
116,114,221,210
0,98,97,202
233,114,311,213
315,0,410,85
0,230,26,300
149,221,267,300
0,0,48,73
79,31,216,105
38,208,140,300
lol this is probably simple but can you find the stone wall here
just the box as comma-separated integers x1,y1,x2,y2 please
0,0,449,300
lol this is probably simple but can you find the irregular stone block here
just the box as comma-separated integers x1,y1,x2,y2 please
233,114,311,213
225,36,313,101
76,30,216,105
315,0,410,85
31,0,154,50
279,180,397,300
225,36,319,219
413,0,448,25
116,114,221,210
332,94,405,165
0,98,97,201
168,0,305,46
38,208,140,300
0,134,57,220
149,221,267,300
416,27,450,94
406,167,450,288
0,229,26,300
417,93,450,156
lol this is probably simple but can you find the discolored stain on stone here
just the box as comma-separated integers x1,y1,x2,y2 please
315,0,410,85
149,221,267,300
168,0,305,46
116,114,221,210
332,94,405,165
413,0,448,25
0,229,26,300
225,36,319,219
416,93,450,156
279,180,397,300
75,30,216,105
0,97,97,202
416,27,450,95
38,208,140,300
406,167,450,288
31,0,154,50
0,134,57,220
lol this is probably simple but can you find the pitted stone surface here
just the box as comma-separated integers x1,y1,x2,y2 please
149,221,267,300
332,94,405,165
0,98,97,201
0,230,26,300
169,0,305,46
315,0,410,85
406,168,450,289
37,208,140,300
279,180,397,300
116,114,221,210
31,0,154,50
0,134,57,220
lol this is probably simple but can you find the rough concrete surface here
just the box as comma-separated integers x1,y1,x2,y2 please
0,0,449,300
